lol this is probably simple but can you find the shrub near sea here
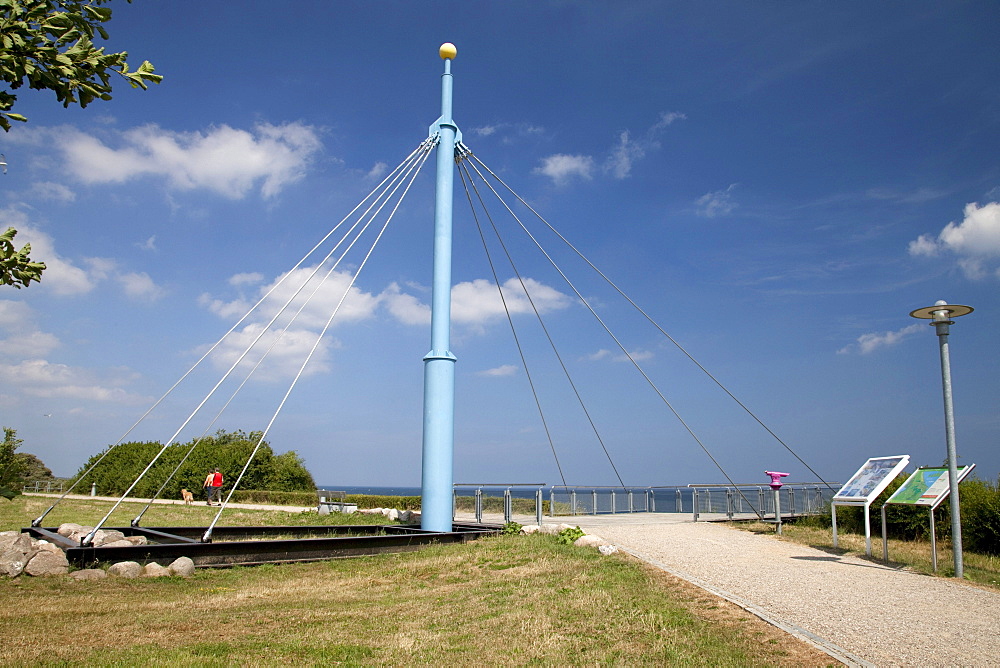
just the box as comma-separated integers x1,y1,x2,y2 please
70,429,316,499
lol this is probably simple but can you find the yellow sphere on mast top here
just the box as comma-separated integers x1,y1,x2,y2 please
439,43,457,60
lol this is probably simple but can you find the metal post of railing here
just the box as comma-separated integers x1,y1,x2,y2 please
726,488,734,520
788,487,796,517
649,489,655,512
549,488,555,518
611,490,616,514
571,490,577,516
452,488,457,520
503,488,512,523
758,487,766,515
676,488,682,513
592,489,598,515
693,488,700,522
474,488,483,523
628,490,634,513
536,487,543,526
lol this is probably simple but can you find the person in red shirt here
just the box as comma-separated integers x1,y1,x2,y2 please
205,468,223,505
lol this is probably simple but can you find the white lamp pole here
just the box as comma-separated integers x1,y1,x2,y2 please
909,300,973,578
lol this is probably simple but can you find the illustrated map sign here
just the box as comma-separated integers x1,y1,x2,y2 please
833,455,910,504
886,465,975,507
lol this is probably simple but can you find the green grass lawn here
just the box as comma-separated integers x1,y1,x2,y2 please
0,496,834,667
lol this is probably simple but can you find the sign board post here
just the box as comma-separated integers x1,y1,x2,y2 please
881,464,975,571
832,455,910,556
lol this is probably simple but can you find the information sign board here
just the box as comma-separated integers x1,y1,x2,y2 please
834,455,910,504
886,465,975,507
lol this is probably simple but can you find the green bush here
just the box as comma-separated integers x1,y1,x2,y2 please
556,525,585,545
69,429,316,499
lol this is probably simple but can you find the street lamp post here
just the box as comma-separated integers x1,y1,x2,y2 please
909,300,974,578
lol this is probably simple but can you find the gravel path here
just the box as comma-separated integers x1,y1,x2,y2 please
568,517,1000,667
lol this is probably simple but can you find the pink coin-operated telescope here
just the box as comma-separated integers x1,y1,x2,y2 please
765,471,789,490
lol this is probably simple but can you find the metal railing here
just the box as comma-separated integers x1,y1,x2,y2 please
22,480,65,494
453,483,546,525
547,483,838,521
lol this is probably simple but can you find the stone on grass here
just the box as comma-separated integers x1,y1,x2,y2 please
397,510,411,522
574,535,607,548
520,525,540,534
168,557,195,577
318,504,331,516
142,562,172,577
0,532,32,555
598,544,619,556
70,568,108,581
100,539,136,549
123,535,148,546
108,561,142,578
386,509,399,521
24,549,69,576
0,552,28,577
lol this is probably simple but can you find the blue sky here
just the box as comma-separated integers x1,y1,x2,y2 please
2,1,999,489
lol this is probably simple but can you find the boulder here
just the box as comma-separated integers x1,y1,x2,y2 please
142,562,172,577
520,524,540,534
70,568,108,581
386,509,400,521
168,557,196,577
92,530,126,547
108,561,142,578
100,539,136,549
57,523,87,538
318,504,331,516
598,545,619,556
537,523,574,535
0,532,32,555
397,510,411,522
24,549,69,576
0,552,28,577
574,535,607,548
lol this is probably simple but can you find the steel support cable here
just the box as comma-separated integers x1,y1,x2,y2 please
129,154,429,526
468,152,831,490
457,163,568,488
202,144,433,541
461,150,762,517
460,155,627,488
458,146,628,488
31,139,434,528
80,143,434,543
129,142,437,526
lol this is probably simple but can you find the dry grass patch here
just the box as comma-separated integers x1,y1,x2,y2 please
0,531,838,666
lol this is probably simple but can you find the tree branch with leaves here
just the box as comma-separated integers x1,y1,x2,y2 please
0,0,162,131
0,226,45,287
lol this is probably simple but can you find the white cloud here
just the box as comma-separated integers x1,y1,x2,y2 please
380,282,430,326
137,235,157,251
837,323,923,355
0,359,146,402
228,272,264,287
52,122,322,199
202,322,338,381
118,271,166,301
450,278,572,324
366,162,388,180
478,364,518,377
584,348,653,363
907,201,1000,279
0,300,60,358
534,154,594,186
605,112,686,179
29,181,76,202
1,210,99,295
696,184,739,218
606,130,646,180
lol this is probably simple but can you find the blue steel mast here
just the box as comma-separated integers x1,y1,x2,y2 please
421,43,461,531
